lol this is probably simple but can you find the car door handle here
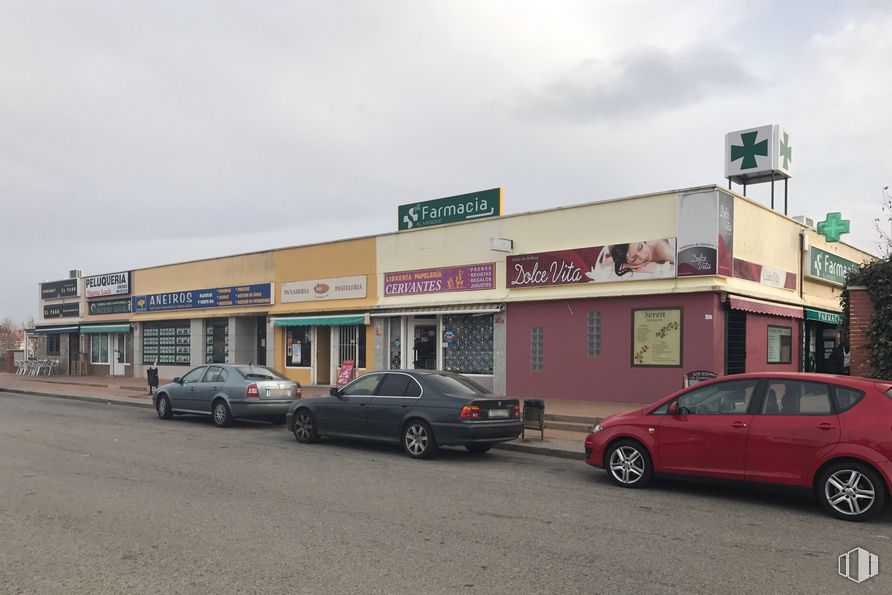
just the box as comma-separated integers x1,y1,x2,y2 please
730,421,748,428
817,423,837,431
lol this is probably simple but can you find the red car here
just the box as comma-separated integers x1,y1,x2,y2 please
584,372,892,521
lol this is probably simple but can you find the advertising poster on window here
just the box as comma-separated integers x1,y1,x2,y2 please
767,326,793,363
632,308,682,367
507,240,676,289
676,190,734,277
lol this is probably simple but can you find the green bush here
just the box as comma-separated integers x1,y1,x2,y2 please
842,255,892,379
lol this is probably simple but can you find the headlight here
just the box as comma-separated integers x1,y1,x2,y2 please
589,422,603,435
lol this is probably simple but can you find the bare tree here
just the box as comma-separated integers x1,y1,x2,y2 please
874,186,892,256
0,317,22,351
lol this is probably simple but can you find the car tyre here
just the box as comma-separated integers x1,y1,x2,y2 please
156,394,173,420
817,461,886,522
212,399,232,428
465,443,493,454
604,440,653,488
292,409,320,443
403,420,436,459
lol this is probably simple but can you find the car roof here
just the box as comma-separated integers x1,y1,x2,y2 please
708,372,888,390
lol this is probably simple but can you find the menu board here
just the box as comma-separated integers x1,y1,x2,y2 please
143,323,191,365
767,326,792,363
632,308,682,367
336,360,355,388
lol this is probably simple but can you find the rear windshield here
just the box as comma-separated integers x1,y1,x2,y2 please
233,366,288,381
424,373,491,396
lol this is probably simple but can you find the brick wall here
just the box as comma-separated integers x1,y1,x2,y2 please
848,286,874,377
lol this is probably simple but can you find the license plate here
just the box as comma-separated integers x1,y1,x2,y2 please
266,388,290,398
488,409,509,419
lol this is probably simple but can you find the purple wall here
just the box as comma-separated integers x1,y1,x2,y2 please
506,293,722,403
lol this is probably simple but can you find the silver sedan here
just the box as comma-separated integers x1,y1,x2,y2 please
153,364,301,427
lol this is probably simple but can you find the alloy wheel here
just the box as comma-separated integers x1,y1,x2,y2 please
294,412,314,441
405,424,429,456
609,446,645,485
825,469,876,517
213,403,228,425
158,398,167,416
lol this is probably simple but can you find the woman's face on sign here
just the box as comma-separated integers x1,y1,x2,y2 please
625,242,652,269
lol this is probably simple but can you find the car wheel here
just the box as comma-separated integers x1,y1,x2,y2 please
156,394,173,420
403,420,436,459
605,440,653,488
292,409,320,443
466,443,492,454
818,462,886,521
270,415,287,426
212,400,232,428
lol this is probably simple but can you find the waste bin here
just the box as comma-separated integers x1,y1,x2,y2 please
522,399,545,440
146,367,159,395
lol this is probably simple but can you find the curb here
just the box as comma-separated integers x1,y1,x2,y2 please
0,387,153,410
493,441,582,460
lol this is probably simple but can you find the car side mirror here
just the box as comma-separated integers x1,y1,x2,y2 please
668,401,679,416
173,377,181,384
330,387,340,397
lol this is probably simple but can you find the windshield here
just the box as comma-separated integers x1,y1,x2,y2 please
424,373,491,396
233,365,288,381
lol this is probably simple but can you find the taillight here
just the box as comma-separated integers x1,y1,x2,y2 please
246,384,260,398
460,405,481,419
513,404,520,417
295,385,302,398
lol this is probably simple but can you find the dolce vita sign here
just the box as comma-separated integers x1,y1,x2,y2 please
398,188,502,230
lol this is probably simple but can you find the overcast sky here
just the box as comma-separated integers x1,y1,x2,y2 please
2,0,890,323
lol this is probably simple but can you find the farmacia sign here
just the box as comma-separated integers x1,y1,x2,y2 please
398,188,502,230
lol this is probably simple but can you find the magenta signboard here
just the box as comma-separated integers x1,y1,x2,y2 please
507,238,677,288
384,263,495,296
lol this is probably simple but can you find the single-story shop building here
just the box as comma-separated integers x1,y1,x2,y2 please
31,185,872,402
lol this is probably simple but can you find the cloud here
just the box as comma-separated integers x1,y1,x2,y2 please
523,43,759,121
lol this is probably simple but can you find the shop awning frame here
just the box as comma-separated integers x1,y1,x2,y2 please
33,325,80,334
370,304,503,317
79,324,132,334
272,314,370,327
728,296,804,319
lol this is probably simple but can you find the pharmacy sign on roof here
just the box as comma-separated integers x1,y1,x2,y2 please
398,188,503,230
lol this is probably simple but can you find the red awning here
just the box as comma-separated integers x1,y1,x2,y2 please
729,297,804,319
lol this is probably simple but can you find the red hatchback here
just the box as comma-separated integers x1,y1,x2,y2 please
585,373,892,521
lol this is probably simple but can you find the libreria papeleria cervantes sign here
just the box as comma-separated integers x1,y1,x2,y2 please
398,188,502,230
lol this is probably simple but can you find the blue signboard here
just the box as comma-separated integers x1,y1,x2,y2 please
132,284,272,313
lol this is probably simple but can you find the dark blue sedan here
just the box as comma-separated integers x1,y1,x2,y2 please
286,370,522,459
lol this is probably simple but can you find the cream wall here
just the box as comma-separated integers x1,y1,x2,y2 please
376,189,702,305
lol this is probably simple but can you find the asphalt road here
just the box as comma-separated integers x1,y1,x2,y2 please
1,394,890,594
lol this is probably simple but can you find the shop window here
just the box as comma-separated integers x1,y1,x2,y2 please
90,334,109,364
587,311,601,357
337,325,367,369
205,319,229,364
530,327,544,372
443,314,494,375
388,317,401,370
767,326,792,364
143,321,191,366
47,334,60,356
286,327,312,368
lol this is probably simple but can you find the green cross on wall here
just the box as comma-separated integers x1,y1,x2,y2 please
817,212,851,243
779,132,792,169
730,131,768,170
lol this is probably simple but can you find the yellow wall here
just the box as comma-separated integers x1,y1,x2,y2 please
131,252,276,322
271,237,378,384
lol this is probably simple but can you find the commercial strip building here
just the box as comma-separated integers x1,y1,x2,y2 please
30,185,872,402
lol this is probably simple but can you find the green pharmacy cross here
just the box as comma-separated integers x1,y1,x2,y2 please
730,131,768,170
779,132,792,169
817,212,851,243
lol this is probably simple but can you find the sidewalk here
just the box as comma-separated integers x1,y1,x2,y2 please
0,373,645,460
